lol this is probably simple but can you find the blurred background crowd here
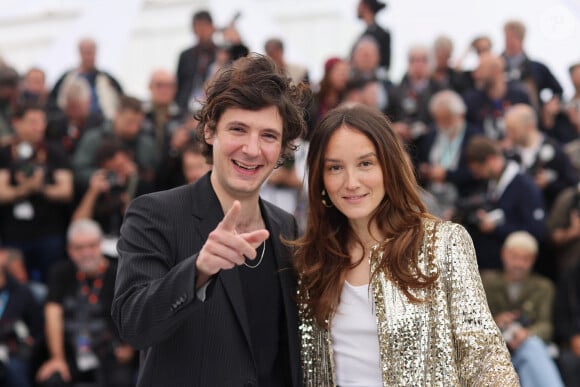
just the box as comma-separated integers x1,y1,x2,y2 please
1,0,580,386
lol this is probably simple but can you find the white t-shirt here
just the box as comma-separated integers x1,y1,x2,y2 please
331,281,382,387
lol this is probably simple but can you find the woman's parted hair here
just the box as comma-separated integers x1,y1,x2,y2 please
194,54,311,165
292,103,438,327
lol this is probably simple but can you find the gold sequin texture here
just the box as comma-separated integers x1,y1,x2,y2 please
298,220,520,386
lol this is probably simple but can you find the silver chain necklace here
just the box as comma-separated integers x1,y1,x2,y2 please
243,240,266,269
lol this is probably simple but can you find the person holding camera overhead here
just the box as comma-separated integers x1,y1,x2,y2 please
481,231,564,387
0,102,73,283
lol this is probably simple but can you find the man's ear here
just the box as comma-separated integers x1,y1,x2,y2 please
204,125,215,145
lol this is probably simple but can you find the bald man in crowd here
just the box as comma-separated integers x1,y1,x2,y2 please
463,53,531,139
503,104,578,210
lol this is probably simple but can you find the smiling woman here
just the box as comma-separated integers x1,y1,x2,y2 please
322,126,385,230
292,103,520,386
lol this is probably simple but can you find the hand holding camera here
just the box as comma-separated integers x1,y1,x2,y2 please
14,167,45,195
12,141,48,195
504,323,529,351
476,208,506,233
87,170,112,195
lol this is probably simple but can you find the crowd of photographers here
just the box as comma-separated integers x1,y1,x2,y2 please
1,2,580,386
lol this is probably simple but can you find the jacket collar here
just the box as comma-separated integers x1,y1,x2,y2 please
188,172,298,378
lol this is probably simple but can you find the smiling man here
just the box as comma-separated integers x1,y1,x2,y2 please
111,54,310,387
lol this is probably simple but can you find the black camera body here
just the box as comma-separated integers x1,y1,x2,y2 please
0,319,33,361
105,171,125,194
14,141,45,178
454,193,490,226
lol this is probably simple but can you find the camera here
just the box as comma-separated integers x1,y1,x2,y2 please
454,193,489,226
502,321,521,342
0,319,33,361
105,171,125,194
14,141,43,177
501,313,531,342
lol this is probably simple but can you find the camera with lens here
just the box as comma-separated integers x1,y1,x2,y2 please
501,312,531,342
14,141,44,178
105,171,125,195
0,319,33,361
454,193,490,226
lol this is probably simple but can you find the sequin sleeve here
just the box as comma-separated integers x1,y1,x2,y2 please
440,222,520,386
297,282,335,387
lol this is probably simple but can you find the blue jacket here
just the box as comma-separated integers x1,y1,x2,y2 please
471,163,546,269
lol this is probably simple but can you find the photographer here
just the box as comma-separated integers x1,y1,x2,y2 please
0,247,43,387
546,183,580,274
71,139,151,257
416,90,481,220
72,95,159,195
0,102,73,283
45,76,104,156
482,231,564,387
503,104,578,211
35,219,136,387
464,135,546,270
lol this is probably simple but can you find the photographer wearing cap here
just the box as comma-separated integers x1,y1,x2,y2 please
0,102,73,283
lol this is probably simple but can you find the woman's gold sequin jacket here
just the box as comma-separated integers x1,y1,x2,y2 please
298,220,520,386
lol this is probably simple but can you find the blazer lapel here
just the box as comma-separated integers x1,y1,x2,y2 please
190,174,254,359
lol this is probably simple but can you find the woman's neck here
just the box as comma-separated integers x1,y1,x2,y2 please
349,221,385,250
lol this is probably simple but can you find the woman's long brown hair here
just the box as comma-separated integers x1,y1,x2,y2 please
292,104,438,328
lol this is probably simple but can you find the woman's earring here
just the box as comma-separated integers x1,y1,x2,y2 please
321,189,333,208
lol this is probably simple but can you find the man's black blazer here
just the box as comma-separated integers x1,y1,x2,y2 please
112,173,301,386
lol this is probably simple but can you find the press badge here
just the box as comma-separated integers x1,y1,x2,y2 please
0,344,8,363
75,332,99,371
13,201,34,220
